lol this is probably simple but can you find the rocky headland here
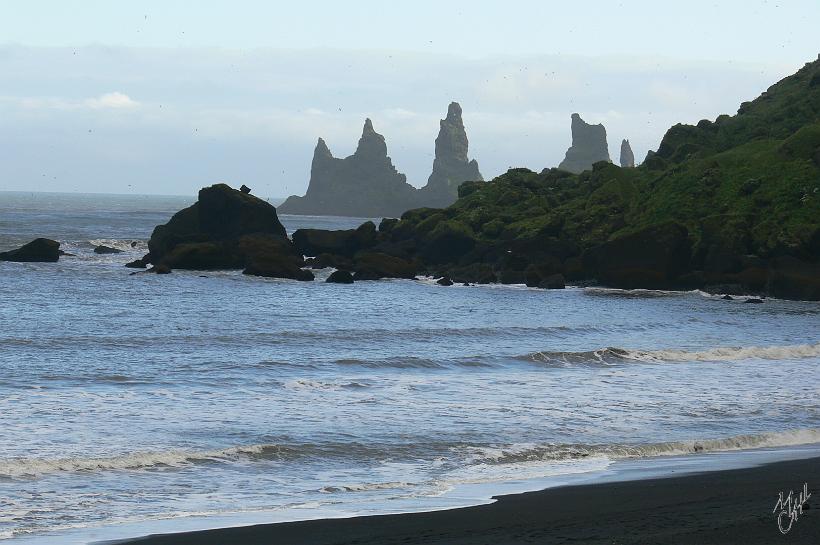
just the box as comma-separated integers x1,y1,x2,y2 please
126,56,819,300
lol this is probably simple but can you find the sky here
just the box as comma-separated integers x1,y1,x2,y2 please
1,0,818,198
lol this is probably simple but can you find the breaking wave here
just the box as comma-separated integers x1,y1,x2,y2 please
3,429,819,480
520,342,820,366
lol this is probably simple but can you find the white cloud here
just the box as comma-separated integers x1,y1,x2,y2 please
84,92,139,109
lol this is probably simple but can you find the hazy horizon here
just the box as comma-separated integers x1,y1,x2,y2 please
1,0,818,198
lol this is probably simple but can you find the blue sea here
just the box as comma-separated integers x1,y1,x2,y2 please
0,191,818,544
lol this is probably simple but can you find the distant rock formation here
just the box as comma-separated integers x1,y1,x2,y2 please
417,102,483,208
279,103,482,218
278,119,418,218
558,114,611,174
620,139,635,168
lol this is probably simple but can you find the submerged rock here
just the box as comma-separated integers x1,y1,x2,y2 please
94,245,123,254
619,139,635,168
558,114,611,174
0,238,60,262
418,102,483,208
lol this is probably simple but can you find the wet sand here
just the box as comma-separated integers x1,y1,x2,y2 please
122,455,819,545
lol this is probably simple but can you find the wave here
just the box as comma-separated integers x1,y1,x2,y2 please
4,428,819,480
519,342,820,366
464,428,820,466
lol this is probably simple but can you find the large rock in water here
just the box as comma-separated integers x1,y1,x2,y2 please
0,238,61,262
417,102,483,208
619,139,635,167
558,114,611,174
277,119,418,217
146,184,308,279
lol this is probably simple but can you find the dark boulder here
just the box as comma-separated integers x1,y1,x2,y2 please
240,234,313,281
436,276,454,286
292,222,378,258
94,245,123,254
146,184,303,279
150,264,172,274
148,183,288,265
587,222,692,289
326,270,354,284
240,184,251,194
0,238,60,262
352,252,417,280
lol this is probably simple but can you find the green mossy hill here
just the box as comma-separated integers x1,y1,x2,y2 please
375,57,820,299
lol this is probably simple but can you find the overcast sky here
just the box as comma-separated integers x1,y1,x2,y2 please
1,1,818,198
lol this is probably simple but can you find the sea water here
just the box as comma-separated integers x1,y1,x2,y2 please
0,191,818,543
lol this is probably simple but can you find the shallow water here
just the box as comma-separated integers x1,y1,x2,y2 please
0,191,818,542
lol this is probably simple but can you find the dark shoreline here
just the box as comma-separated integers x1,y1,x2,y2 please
122,455,819,545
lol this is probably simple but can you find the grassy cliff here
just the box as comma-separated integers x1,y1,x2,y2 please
290,57,820,299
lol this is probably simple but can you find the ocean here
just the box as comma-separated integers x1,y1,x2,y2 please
0,191,818,544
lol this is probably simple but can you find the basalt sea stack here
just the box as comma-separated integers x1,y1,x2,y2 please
620,139,635,167
558,113,611,174
278,119,417,218
417,102,483,208
279,103,482,218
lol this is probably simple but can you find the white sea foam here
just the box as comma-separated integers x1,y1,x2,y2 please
523,342,820,366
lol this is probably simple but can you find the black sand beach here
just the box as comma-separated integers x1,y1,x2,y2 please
123,455,819,545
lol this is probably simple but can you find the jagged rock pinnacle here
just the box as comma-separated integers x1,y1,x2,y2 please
420,101,482,208
558,113,611,174
620,139,635,168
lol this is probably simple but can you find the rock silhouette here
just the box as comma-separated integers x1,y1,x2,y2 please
418,102,483,208
620,139,635,168
279,103,481,218
278,119,417,218
558,114,611,174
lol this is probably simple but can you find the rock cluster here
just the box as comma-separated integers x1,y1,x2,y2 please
279,103,482,218
558,113,611,174
278,119,417,218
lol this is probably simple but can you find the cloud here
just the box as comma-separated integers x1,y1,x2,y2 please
84,92,139,109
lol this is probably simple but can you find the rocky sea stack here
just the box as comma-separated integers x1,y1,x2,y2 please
558,113,611,174
417,102,483,208
278,119,417,218
620,139,635,168
279,103,482,218
144,183,312,280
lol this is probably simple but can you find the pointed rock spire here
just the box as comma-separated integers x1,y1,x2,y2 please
558,113,611,174
354,118,388,159
420,101,483,208
314,137,333,160
619,139,635,168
